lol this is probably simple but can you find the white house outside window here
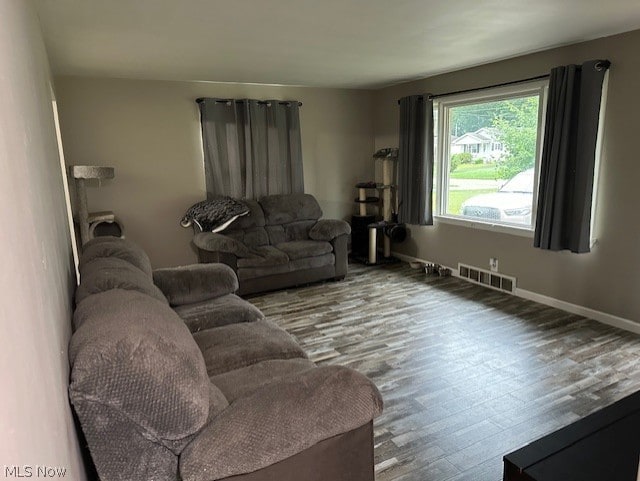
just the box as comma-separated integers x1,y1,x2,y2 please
433,81,548,235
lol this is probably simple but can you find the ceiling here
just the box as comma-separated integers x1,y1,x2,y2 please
35,0,640,89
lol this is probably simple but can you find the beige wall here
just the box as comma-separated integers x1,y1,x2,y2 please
53,29,640,322
374,29,640,322
55,78,374,267
0,0,86,477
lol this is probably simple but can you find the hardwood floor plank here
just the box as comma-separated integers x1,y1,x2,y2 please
248,262,640,480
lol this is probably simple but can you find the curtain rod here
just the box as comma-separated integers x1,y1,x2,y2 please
429,74,550,101
196,98,302,106
396,74,549,105
397,60,611,104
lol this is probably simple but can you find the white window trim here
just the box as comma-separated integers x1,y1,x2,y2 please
434,80,548,236
435,214,535,238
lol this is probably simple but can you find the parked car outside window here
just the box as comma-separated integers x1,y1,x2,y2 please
461,168,535,226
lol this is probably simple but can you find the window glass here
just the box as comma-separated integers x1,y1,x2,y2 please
436,85,546,229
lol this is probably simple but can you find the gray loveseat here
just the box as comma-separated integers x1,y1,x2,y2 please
69,236,382,481
193,193,350,296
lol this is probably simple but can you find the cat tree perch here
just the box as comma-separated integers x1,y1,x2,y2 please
69,165,118,245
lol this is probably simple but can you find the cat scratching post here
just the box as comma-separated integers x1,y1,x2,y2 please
357,188,368,216
367,151,398,263
381,158,394,258
70,165,115,245
351,148,403,265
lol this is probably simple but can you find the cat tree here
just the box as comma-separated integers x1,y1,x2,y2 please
69,165,121,245
351,148,405,264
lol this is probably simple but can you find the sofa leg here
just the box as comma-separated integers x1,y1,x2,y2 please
333,275,346,281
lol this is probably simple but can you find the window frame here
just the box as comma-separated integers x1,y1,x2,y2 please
433,80,549,236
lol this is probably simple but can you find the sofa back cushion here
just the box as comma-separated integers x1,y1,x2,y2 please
218,198,269,248
259,194,322,244
259,194,322,225
75,257,168,309
265,220,317,245
80,236,153,277
230,199,265,229
70,289,214,455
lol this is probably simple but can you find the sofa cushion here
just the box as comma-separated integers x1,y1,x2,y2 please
230,199,266,229
260,193,322,225
76,257,168,308
223,226,270,249
236,246,289,268
276,240,333,260
80,237,153,277
207,383,229,421
264,225,286,245
192,232,260,257
70,289,212,454
290,253,335,271
284,220,318,241
192,320,308,376
173,294,265,333
237,264,290,281
265,220,317,244
152,263,238,306
237,252,335,281
210,359,316,403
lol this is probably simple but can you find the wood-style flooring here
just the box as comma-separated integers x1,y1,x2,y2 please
248,262,640,481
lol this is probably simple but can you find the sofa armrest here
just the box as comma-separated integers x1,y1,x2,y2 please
153,263,239,306
309,219,351,241
332,234,349,280
193,232,256,258
179,366,383,481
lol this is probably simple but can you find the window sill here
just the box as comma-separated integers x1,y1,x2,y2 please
434,215,535,238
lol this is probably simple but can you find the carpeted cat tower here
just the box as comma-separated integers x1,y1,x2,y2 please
351,148,406,265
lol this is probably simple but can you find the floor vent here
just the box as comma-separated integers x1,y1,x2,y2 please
457,263,516,294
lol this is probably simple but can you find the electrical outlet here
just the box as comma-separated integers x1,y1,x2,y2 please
489,257,498,272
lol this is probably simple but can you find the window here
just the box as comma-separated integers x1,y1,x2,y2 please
434,81,547,233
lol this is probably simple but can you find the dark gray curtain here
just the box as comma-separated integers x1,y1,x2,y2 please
198,98,304,199
398,95,434,225
534,60,610,253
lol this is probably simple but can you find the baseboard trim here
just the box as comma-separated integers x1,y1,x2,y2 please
391,251,640,336
514,288,640,335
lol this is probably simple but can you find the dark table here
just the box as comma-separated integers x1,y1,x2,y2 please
504,390,640,481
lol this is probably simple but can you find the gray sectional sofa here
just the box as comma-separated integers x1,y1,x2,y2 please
69,236,382,481
193,193,351,295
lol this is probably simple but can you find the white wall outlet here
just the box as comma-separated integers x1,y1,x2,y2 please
489,257,498,272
